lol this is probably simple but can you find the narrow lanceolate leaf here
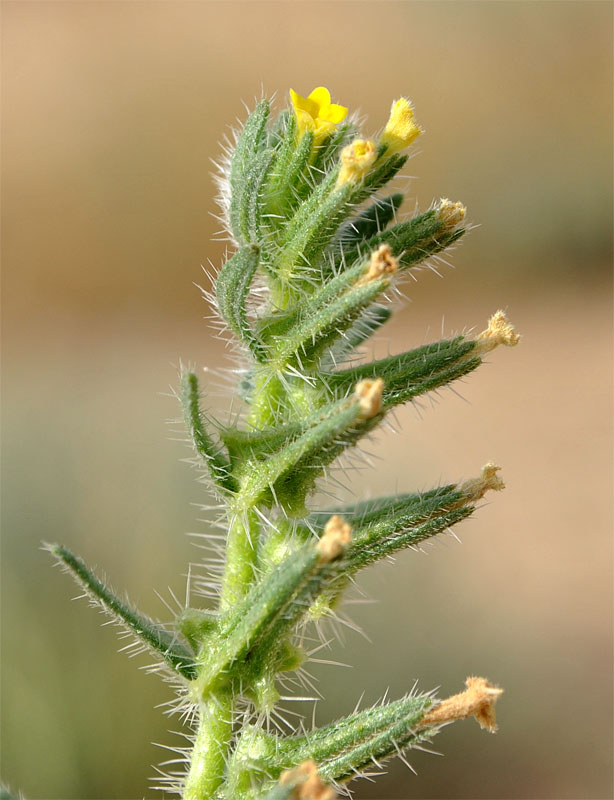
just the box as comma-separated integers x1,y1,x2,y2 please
181,371,238,494
46,544,197,680
230,147,276,248
317,698,435,783
263,124,314,223
277,278,392,368
310,483,460,526
309,120,359,179
274,156,408,292
195,519,351,699
336,193,404,249
229,100,271,244
216,245,266,361
325,336,481,410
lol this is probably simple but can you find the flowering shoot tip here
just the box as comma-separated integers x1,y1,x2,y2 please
289,87,348,143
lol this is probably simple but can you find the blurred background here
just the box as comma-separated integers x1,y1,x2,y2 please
2,2,612,798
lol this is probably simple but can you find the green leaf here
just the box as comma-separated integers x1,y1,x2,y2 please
274,171,352,291
180,371,238,493
363,153,408,193
309,120,359,178
216,245,266,361
229,100,271,244
263,124,314,223
241,148,276,246
46,544,197,680
347,505,473,574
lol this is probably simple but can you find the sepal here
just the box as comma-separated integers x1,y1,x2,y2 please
308,465,504,576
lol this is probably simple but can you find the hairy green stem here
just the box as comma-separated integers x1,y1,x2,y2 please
220,509,260,611
184,693,234,800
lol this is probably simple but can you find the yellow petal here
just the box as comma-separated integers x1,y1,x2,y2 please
321,102,348,124
307,86,332,111
289,88,319,119
295,108,316,135
380,97,422,155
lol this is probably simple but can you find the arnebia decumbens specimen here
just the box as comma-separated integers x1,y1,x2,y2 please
46,87,518,800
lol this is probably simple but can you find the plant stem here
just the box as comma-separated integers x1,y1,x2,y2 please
220,509,260,612
184,693,234,800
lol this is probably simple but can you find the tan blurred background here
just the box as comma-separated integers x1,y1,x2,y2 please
2,2,612,798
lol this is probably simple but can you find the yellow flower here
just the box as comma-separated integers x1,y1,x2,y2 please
380,97,423,155
337,139,377,186
289,87,348,143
